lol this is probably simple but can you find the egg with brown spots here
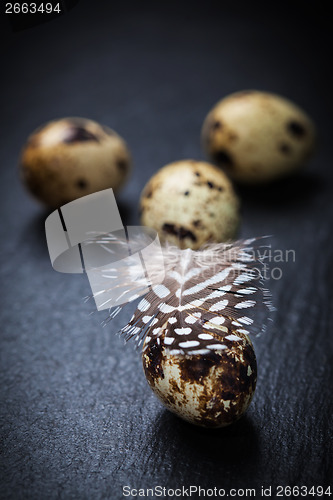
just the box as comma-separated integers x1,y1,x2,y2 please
20,117,131,208
140,160,240,250
202,90,316,184
142,327,257,428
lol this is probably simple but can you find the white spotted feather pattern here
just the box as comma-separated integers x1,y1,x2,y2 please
99,236,274,356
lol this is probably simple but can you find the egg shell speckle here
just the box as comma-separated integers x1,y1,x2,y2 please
142,327,257,428
202,90,316,184
20,117,131,208
140,160,240,250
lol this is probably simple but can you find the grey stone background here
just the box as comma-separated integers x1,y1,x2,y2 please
0,1,332,498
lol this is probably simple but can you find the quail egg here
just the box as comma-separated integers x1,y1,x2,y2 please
20,117,131,208
140,160,240,250
142,326,257,428
202,90,316,183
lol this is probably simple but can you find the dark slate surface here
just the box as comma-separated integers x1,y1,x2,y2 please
0,1,332,499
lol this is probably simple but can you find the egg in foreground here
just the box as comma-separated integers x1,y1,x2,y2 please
202,90,316,184
20,117,131,208
142,326,257,428
140,160,240,250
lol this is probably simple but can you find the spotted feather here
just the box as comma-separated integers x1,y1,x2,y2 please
98,237,274,356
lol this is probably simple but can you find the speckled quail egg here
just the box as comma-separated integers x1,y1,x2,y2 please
140,160,240,250
142,327,257,428
20,117,131,208
202,90,316,184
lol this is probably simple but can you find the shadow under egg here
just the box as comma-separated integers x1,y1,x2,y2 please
235,171,326,210
150,408,260,469
18,209,52,261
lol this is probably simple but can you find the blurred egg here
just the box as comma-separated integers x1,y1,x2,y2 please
202,90,316,183
140,160,240,250
20,117,131,208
